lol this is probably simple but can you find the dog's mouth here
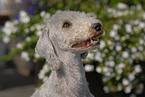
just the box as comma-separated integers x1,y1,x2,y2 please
71,36,100,50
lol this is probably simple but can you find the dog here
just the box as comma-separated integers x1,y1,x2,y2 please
31,11,103,97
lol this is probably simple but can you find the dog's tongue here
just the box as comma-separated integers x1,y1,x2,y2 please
87,41,91,46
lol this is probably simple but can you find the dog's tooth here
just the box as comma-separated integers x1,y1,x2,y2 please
90,39,93,44
93,41,98,45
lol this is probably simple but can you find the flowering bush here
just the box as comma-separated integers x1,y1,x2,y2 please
0,10,50,62
84,3,145,97
0,1,145,97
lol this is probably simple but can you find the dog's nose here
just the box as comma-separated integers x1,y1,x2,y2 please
92,23,102,32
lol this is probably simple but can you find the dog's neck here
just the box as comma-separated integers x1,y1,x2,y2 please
52,47,88,96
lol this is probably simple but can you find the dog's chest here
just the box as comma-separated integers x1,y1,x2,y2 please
54,73,86,97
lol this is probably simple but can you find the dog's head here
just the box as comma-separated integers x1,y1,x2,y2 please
49,11,104,51
36,11,104,59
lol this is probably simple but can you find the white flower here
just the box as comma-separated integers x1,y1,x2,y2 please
95,52,103,62
131,47,137,52
121,36,126,41
2,28,11,36
35,24,42,31
136,4,142,10
122,78,129,85
30,26,35,31
108,61,115,67
139,22,145,29
139,39,144,45
19,10,30,23
26,37,31,41
107,40,112,45
114,35,120,41
103,67,109,72
36,30,42,36
117,11,123,17
21,16,30,23
117,3,128,9
105,72,111,77
131,54,136,59
40,11,46,17
104,49,108,53
116,68,123,74
2,21,18,35
24,28,29,33
142,12,145,20
13,20,19,25
125,34,130,39
113,24,121,30
128,73,135,81
124,85,132,94
116,45,122,51
139,46,143,51
96,66,102,73
87,53,94,60
12,27,18,33
3,37,10,44
134,19,140,25
134,64,142,73
125,24,132,33
122,51,129,58
110,30,116,37
38,64,49,82
21,51,30,61
84,64,94,72
123,10,129,16
5,21,12,27
117,84,122,91
118,63,125,68
16,43,23,49
103,86,109,93
45,13,51,18
99,40,106,49
20,10,27,17
107,8,113,13
43,64,49,71
116,63,123,74
34,53,40,58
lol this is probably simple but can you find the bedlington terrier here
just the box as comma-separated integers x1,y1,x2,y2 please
31,11,104,97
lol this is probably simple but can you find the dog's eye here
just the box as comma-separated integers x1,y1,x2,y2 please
63,22,70,28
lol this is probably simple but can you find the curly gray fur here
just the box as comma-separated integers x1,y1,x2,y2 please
31,11,103,97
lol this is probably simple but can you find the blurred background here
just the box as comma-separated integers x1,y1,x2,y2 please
0,0,145,97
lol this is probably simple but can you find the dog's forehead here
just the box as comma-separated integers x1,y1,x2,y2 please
50,11,96,23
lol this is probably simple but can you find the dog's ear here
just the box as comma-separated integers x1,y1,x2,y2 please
35,23,61,70
35,25,55,59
